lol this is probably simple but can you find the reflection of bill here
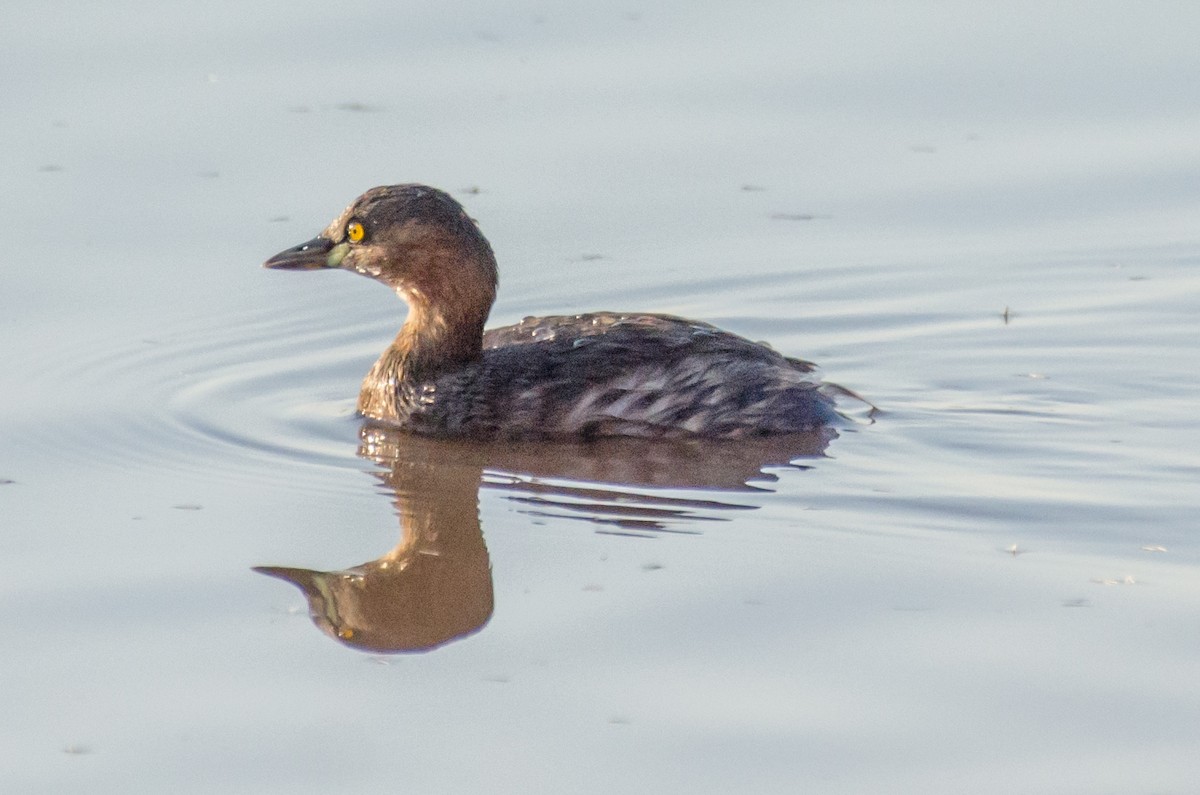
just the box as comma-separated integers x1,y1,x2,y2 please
256,431,492,654
256,424,835,654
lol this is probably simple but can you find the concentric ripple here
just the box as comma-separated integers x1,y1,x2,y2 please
9,295,394,495
14,290,842,524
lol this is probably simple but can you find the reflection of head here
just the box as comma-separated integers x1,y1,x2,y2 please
256,443,493,654
256,547,492,653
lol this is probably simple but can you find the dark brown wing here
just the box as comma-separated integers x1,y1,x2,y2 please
409,312,835,439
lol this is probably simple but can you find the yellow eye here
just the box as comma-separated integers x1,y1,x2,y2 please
346,221,365,242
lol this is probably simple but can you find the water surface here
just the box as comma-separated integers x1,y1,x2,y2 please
3,2,1200,793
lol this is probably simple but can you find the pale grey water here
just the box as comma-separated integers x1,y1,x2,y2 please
3,2,1200,793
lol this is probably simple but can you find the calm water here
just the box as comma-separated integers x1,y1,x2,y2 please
4,2,1200,792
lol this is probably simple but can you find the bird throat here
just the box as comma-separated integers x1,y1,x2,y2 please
356,296,485,421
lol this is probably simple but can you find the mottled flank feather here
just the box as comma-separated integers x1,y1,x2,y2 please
382,312,836,439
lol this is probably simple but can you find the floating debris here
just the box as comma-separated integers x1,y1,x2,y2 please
335,102,381,113
1090,575,1136,586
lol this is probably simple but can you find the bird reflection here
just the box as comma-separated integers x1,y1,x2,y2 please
256,424,836,653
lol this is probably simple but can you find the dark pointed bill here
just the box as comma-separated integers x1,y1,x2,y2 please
263,236,335,270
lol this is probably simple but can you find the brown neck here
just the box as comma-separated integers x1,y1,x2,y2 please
355,231,497,421
389,236,495,372
357,284,492,421
389,292,487,376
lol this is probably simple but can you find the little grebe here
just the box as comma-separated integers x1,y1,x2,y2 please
265,184,840,440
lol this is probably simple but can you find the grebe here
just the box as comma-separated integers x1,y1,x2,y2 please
264,184,840,440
